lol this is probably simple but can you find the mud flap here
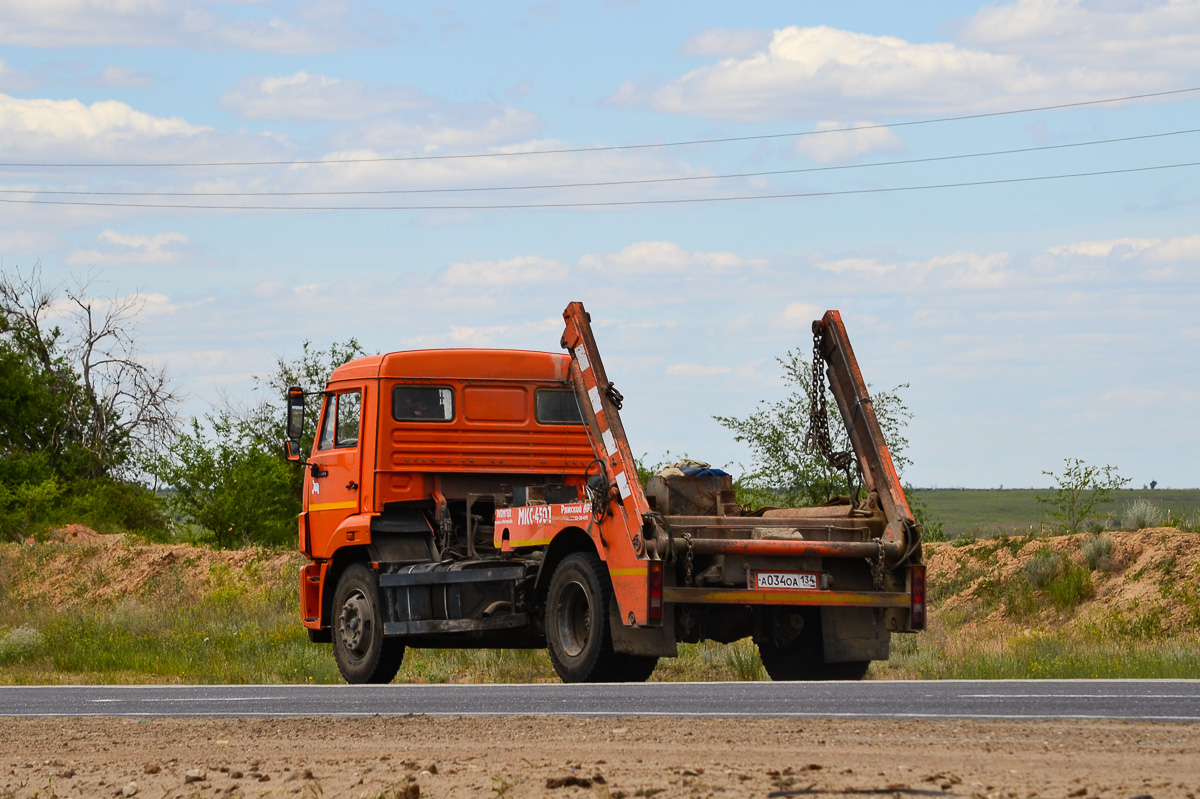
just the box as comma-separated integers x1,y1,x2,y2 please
609,602,678,657
821,607,890,663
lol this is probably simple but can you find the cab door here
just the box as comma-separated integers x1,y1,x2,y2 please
304,388,364,557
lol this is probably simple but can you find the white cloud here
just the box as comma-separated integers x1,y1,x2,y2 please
64,229,190,266
335,105,543,152
627,3,1200,122
80,65,154,89
1047,237,1158,259
0,0,384,53
777,301,823,329
221,71,434,120
957,0,1200,72
814,257,895,276
665,362,732,377
443,256,567,286
1144,233,1200,264
643,25,1046,121
133,292,178,316
579,241,760,276
0,93,207,152
929,251,1012,289
793,121,906,164
678,28,772,58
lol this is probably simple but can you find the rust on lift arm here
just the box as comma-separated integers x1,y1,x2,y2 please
814,310,918,557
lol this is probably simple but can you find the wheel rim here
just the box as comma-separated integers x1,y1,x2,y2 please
555,578,592,658
338,588,373,658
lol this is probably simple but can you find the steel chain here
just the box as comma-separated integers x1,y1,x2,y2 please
870,539,886,591
683,531,695,586
805,331,853,472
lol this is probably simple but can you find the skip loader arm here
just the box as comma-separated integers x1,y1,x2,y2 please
814,310,920,564
560,302,669,626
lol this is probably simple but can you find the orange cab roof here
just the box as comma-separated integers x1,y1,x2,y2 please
328,349,572,383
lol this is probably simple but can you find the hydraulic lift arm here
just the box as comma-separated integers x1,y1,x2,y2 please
814,310,920,562
560,301,671,562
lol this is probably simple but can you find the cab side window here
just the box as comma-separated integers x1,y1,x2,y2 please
317,391,362,450
335,392,361,447
393,386,454,421
535,388,583,425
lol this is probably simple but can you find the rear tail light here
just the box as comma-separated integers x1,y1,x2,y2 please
910,563,926,631
647,560,663,623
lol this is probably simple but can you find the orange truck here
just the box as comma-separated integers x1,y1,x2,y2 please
285,302,924,683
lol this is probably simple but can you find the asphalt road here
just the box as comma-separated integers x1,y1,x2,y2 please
1,680,1198,721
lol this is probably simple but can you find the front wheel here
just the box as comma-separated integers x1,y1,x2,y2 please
545,552,621,683
332,564,405,684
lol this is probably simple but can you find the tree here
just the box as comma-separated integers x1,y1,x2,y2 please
0,264,175,538
714,349,911,508
1037,458,1129,534
151,339,367,547
0,265,178,478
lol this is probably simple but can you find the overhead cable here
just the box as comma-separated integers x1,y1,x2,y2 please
1,161,1196,211
5,127,1198,198
1,87,1197,170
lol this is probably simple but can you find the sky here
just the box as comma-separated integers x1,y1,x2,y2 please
1,0,1198,489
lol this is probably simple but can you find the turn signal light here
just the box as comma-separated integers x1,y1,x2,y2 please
910,563,926,631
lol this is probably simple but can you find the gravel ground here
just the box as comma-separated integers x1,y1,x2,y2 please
2,716,1198,799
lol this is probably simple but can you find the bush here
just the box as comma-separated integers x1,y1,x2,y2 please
1037,459,1128,535
1122,498,1165,531
151,414,300,549
1046,563,1093,609
0,624,44,665
1025,548,1063,588
1081,533,1114,571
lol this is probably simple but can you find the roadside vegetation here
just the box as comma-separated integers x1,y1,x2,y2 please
2,523,1196,684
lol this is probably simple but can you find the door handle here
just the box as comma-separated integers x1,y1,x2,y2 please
346,481,358,490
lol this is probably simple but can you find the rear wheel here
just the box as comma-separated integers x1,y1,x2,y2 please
332,564,405,684
757,608,869,681
545,552,621,683
759,641,868,681
614,654,659,683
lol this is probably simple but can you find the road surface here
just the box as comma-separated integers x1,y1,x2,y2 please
1,679,1198,720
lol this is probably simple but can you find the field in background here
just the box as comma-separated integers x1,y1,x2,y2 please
912,488,1200,538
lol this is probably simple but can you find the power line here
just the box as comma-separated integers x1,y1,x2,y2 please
2,161,1196,211
1,86,1197,170
6,128,1198,198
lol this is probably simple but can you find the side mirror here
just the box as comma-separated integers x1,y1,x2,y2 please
286,386,305,441
283,439,302,463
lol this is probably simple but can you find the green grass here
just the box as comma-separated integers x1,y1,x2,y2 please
911,487,1200,538
883,628,1200,679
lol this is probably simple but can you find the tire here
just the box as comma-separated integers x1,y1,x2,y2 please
758,608,869,681
332,564,405,684
613,654,659,683
545,552,621,683
758,641,870,681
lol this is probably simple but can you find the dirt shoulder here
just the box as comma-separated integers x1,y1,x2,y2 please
3,716,1198,799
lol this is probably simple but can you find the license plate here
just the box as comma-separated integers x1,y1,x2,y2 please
753,570,819,591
